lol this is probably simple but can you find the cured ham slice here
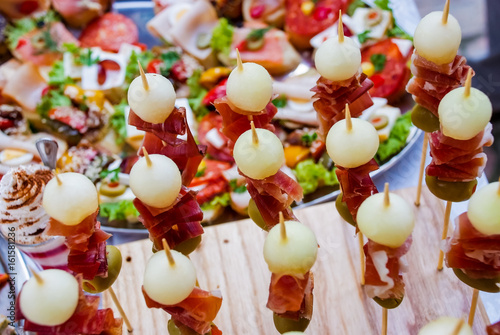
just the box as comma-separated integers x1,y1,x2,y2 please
143,286,223,335
426,123,494,182
487,321,500,335
267,272,311,315
335,159,379,222
2,62,47,112
406,52,472,116
129,107,206,186
445,212,500,279
364,237,412,300
243,169,303,229
133,186,204,251
17,275,123,335
311,72,374,141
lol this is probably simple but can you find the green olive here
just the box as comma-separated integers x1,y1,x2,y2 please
425,175,477,202
196,33,212,50
369,114,389,130
246,38,265,51
411,104,440,133
174,236,202,256
82,245,122,293
453,268,500,293
335,193,356,227
373,296,403,309
99,183,126,197
248,199,268,231
273,313,311,334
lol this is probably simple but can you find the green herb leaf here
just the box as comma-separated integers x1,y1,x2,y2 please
195,167,206,178
125,50,155,87
36,88,72,118
210,18,234,56
293,159,338,195
79,48,100,66
301,132,318,146
357,30,371,44
201,193,231,210
387,25,413,41
110,100,128,145
160,51,181,77
370,54,387,72
272,95,287,108
100,168,121,182
347,0,367,16
187,69,209,119
100,200,139,222
374,0,390,10
375,112,412,163
246,27,271,41
48,60,74,86
229,179,247,193
5,11,59,50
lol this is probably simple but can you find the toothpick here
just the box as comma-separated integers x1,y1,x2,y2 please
138,61,149,91
358,232,365,286
345,104,352,131
236,49,243,72
53,169,62,186
338,10,344,43
29,266,43,285
142,147,152,167
383,183,390,207
251,121,259,146
437,201,452,271
442,0,450,24
415,133,429,206
451,318,465,335
162,238,175,266
468,289,479,326
279,212,287,241
464,68,472,98
381,308,388,335
108,287,134,332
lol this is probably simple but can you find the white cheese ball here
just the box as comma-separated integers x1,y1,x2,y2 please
357,192,415,248
418,317,472,335
314,37,361,81
264,221,318,276
283,333,305,335
128,73,176,124
20,269,79,326
226,62,273,112
438,87,492,140
233,128,284,180
43,172,98,226
468,182,500,235
326,118,379,168
414,11,462,65
143,249,197,305
129,154,182,208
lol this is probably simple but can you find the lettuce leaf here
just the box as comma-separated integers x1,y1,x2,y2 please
99,200,139,222
5,11,59,50
375,112,412,163
110,100,128,145
293,159,338,195
187,69,209,119
201,193,230,210
210,18,234,56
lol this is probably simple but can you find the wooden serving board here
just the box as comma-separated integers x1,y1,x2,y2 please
102,187,490,335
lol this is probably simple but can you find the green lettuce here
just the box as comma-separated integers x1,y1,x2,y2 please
110,100,128,145
100,200,139,222
375,112,413,163
210,18,234,56
187,69,209,119
293,159,339,195
201,193,230,210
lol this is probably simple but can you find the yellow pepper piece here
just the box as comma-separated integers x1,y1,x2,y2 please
200,67,232,89
63,85,105,110
361,62,375,77
301,1,315,16
284,145,310,168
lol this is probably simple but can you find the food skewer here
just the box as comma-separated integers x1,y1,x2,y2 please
108,287,133,332
381,307,388,335
468,289,479,326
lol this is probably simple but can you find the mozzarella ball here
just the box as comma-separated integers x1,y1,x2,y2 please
468,182,500,235
43,172,98,226
20,269,79,326
414,11,462,65
439,87,492,140
128,73,176,124
264,221,318,276
233,128,284,180
357,192,414,248
129,154,182,208
418,317,472,335
143,249,197,305
326,118,379,168
315,37,361,81
226,62,273,112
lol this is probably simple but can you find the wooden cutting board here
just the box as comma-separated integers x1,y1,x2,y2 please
102,187,491,335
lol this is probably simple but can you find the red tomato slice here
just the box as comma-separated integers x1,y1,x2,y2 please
146,59,163,74
361,39,412,103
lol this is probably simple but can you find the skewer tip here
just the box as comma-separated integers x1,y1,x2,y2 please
442,0,450,24
162,238,176,267
138,61,149,91
345,103,352,131
464,68,472,98
279,212,286,241
383,183,390,207
236,49,243,72
142,147,152,167
338,10,344,43
53,169,62,186
450,318,465,335
250,121,259,146
29,266,44,285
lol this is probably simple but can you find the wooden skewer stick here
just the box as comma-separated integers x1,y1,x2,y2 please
108,286,134,332
338,10,344,43
383,182,390,207
345,104,352,131
142,147,152,167
236,49,243,72
138,61,149,91
279,211,287,241
162,238,176,266
53,169,62,186
251,121,259,146
381,308,388,335
415,133,429,206
29,266,44,285
468,288,479,326
451,318,465,335
358,232,365,286
442,0,450,24
437,201,452,270
464,68,472,98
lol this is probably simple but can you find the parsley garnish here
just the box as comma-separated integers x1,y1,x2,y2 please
229,179,247,193
387,26,413,40
358,30,371,44
272,95,287,108
246,27,271,41
370,54,387,72
160,51,181,77
100,168,121,183
301,132,318,146
195,167,206,178
110,101,128,145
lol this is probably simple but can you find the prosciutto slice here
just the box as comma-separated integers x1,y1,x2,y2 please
487,321,500,335
17,275,123,335
133,186,204,251
129,107,206,186
406,52,472,116
445,212,500,279
311,72,374,141
364,237,412,300
243,170,303,229
335,159,379,222
267,272,314,320
143,286,223,334
426,124,494,182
